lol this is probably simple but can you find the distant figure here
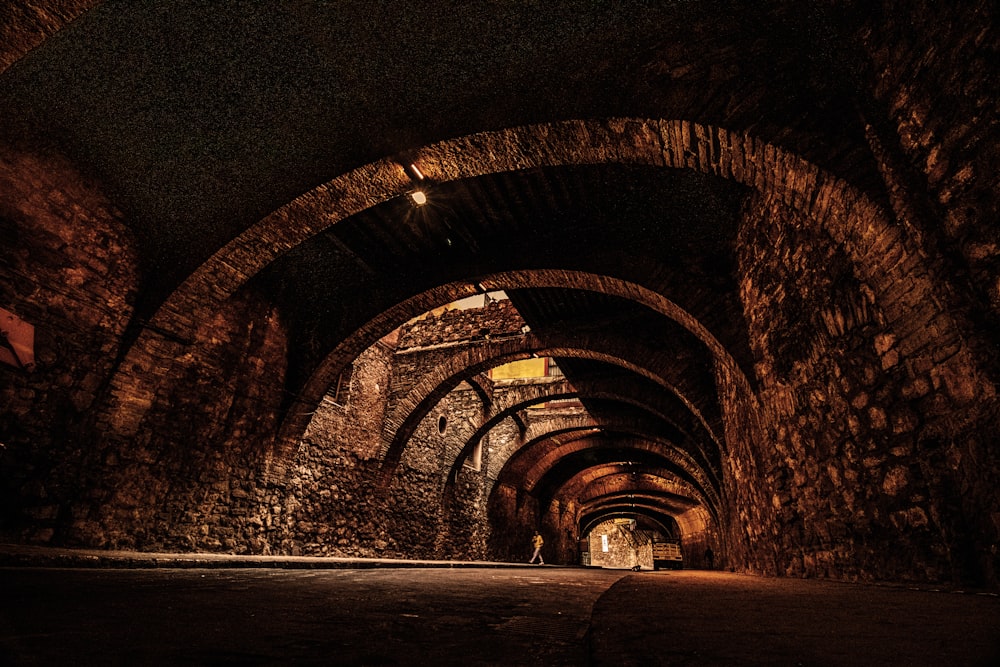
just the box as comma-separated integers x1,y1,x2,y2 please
528,531,545,564
704,547,714,570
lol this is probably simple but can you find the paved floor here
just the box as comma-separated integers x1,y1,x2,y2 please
1,558,998,665
591,571,1000,666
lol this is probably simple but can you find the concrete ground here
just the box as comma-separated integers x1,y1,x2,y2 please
1,548,998,665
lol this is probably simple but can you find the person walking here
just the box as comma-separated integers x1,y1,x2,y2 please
528,531,545,564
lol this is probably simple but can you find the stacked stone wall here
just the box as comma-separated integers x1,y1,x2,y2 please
587,520,650,570
257,342,395,557
0,144,138,545
304,340,395,462
390,384,487,558
676,507,716,570
858,7,1000,586
488,481,542,563
739,193,996,585
481,418,525,561
390,299,524,402
714,354,781,576
87,287,289,550
224,340,496,561
397,299,523,349
541,498,580,565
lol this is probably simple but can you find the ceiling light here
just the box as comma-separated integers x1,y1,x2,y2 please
409,190,427,206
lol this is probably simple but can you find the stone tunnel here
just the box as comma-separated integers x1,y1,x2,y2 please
1,0,999,595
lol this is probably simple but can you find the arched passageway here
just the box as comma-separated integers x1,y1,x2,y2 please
1,0,998,592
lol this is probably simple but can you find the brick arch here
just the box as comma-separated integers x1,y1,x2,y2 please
381,308,718,434
572,468,720,540
102,118,981,458
463,374,493,408
521,423,719,500
564,469,711,523
573,471,705,509
582,496,681,519
378,324,721,484
579,508,677,540
443,378,716,492
288,271,729,469
576,506,673,537
501,427,721,514
580,494,696,518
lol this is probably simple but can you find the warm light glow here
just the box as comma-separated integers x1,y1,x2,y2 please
409,163,425,180
410,190,427,206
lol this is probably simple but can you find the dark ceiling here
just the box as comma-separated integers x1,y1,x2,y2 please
1,0,878,297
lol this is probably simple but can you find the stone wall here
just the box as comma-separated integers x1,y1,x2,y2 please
855,2,1000,585
675,507,716,570
265,341,395,557
488,481,543,563
0,143,138,545
587,520,652,570
713,353,781,576
391,299,524,400
383,384,486,558
397,298,523,349
541,497,582,565
738,193,997,585
858,0,1000,337
183,315,526,561
87,286,289,550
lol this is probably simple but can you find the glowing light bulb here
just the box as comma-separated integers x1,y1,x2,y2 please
410,190,427,206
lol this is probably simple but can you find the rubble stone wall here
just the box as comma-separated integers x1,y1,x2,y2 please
738,193,997,585
0,144,138,545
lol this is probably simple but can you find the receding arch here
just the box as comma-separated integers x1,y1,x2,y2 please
582,495,694,514
380,321,723,484
100,117,980,465
279,273,728,469
571,471,706,510
580,510,677,540
563,468,713,526
443,378,716,491
499,427,721,514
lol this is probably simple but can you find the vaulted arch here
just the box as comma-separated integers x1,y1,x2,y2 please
497,427,721,514
376,317,724,483
443,377,717,490
97,118,978,462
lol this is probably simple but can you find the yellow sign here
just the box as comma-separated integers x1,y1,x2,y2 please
490,357,547,379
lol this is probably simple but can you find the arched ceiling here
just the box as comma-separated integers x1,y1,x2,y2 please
0,1,889,547
259,164,752,398
1,0,880,305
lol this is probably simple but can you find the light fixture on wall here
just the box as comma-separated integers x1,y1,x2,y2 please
404,162,425,181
